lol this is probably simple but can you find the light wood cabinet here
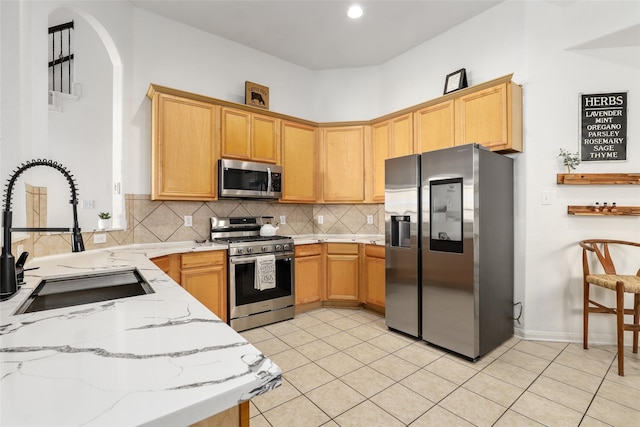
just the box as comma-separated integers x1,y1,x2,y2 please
370,122,389,203
149,91,217,201
369,113,414,202
362,245,385,313
415,100,456,153
294,244,324,309
415,79,522,154
180,251,227,321
281,121,318,202
189,402,249,427
321,126,365,203
150,254,181,284
220,107,279,164
147,73,521,202
456,81,523,152
388,113,414,158
325,243,360,301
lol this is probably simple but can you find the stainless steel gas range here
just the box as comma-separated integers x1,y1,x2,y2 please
211,216,295,331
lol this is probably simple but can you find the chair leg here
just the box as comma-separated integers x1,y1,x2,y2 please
616,282,625,376
584,281,590,349
634,293,639,354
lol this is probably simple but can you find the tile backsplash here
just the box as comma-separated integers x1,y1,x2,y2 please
12,195,385,258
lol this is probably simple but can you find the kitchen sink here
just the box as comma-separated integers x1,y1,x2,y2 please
14,268,154,314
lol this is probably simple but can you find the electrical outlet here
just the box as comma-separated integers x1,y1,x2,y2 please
93,234,107,244
184,215,193,227
317,215,324,225
81,199,95,209
280,215,286,225
367,215,374,224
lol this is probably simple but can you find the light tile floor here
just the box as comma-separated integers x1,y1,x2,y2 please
242,308,640,427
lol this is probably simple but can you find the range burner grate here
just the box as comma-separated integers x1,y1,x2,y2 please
214,235,291,244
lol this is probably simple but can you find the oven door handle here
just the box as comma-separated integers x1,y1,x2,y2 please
230,256,258,265
230,253,293,265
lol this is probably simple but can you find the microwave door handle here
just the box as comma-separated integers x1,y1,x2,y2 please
266,167,272,195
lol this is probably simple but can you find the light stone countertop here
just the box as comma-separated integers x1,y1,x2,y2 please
291,234,384,246
0,241,279,427
0,235,384,426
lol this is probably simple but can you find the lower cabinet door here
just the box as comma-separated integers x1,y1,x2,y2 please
364,255,385,308
181,265,227,322
295,254,323,305
326,256,359,301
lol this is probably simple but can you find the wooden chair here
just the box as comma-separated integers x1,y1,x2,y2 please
579,239,640,376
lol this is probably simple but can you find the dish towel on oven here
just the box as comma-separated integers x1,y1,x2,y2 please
255,254,276,291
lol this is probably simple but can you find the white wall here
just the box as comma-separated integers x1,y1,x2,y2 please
2,0,639,344
521,1,640,342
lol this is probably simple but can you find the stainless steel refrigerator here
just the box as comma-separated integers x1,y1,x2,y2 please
385,144,514,359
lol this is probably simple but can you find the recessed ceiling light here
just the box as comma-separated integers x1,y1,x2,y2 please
347,5,363,19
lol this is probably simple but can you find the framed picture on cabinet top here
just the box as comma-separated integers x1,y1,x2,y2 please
245,81,269,109
443,68,468,95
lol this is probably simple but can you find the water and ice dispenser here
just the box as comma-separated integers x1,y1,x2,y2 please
390,215,411,248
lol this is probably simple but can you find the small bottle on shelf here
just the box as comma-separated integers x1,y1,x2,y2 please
602,202,608,212
611,202,617,213
594,202,600,212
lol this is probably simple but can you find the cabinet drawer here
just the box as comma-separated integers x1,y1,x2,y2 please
365,245,385,258
295,244,322,257
181,250,226,269
326,243,359,255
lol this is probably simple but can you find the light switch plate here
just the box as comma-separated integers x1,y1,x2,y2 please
541,191,551,205
280,215,286,224
184,215,193,227
94,234,107,244
367,215,374,224
317,215,323,225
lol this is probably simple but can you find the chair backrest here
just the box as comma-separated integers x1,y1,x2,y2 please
579,239,640,277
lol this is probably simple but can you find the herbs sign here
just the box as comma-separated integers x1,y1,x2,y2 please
581,92,627,162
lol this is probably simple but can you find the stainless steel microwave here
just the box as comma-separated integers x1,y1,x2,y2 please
218,159,282,199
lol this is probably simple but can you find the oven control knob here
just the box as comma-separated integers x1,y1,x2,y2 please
262,246,268,252
275,244,282,251
283,243,291,250
246,247,253,254
237,248,244,255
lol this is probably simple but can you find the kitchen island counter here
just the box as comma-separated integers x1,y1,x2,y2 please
0,242,281,427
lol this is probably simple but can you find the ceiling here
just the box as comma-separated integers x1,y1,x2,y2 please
131,1,504,70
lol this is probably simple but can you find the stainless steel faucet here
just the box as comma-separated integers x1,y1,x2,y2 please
1,159,85,300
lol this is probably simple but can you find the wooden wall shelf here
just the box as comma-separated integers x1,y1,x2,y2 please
567,206,640,216
557,173,640,185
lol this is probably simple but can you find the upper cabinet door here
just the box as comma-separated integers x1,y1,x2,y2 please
251,114,279,164
455,82,523,153
220,107,251,160
456,84,507,149
321,126,365,203
221,107,279,164
281,120,317,202
389,113,413,158
415,100,455,153
370,121,390,203
151,93,217,200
